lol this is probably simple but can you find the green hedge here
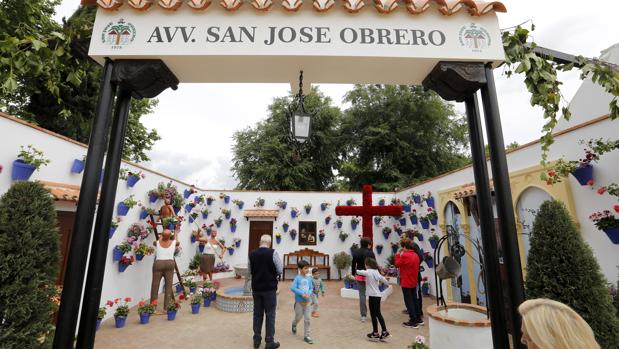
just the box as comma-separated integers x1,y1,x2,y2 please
526,200,619,348
0,181,60,348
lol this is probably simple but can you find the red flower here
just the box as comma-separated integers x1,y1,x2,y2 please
597,187,607,195
114,298,120,304
587,180,594,186
106,300,114,307
124,297,132,303
547,170,555,177
614,206,619,213
151,300,158,305
179,293,186,300
139,300,145,307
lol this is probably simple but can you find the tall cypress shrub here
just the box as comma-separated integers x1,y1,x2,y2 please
526,200,619,348
0,181,60,348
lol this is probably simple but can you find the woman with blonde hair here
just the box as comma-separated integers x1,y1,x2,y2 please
518,298,600,349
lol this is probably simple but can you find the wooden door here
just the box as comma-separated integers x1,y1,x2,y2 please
248,221,274,255
56,211,76,286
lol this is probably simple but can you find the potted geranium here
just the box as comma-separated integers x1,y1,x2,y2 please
382,226,392,239
424,253,434,268
127,222,149,241
320,202,331,211
378,198,386,206
166,302,181,321
214,216,223,228
162,216,179,230
275,200,287,209
275,232,282,244
206,195,215,205
290,207,300,218
96,306,106,331
118,255,135,272
282,221,290,232
304,203,312,214
126,170,145,188
424,192,435,208
232,199,244,209
346,198,357,206
185,201,196,213
12,145,50,181
109,297,131,328
419,216,430,230
137,299,156,324
185,278,197,294
325,215,332,224
290,229,298,240
415,230,424,241
148,188,160,203
188,212,199,224
135,243,154,261
408,335,430,349
375,244,383,254
203,288,216,307
394,224,403,236
319,229,326,242
429,233,440,249
421,277,430,296
220,193,231,204
184,188,197,199
230,218,238,232
201,208,211,219
117,195,138,216
335,218,343,229
221,208,232,219
343,274,355,289
109,219,120,239
254,197,265,207
589,210,619,244
339,231,349,242
227,246,235,256
113,241,132,261
233,238,242,248
427,208,438,225
351,217,360,230
409,210,418,225
374,216,384,225
399,216,407,226
543,153,597,186
190,292,202,314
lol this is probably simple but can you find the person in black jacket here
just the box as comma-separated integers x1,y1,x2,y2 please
351,237,376,322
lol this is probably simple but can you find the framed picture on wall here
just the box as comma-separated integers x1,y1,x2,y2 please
298,221,317,246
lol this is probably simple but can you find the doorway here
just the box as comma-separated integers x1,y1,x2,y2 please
56,211,76,286
248,221,274,255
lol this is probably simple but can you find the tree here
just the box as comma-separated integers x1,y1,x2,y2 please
338,85,470,191
484,141,519,157
232,88,342,191
0,181,60,348
0,4,160,162
526,200,619,348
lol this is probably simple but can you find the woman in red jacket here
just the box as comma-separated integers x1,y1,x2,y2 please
395,239,422,328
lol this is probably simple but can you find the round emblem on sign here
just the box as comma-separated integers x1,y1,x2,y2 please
101,19,137,48
458,23,491,52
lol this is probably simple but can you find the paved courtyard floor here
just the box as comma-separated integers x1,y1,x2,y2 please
95,279,431,349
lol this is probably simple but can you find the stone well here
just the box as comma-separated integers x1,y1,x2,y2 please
427,303,492,349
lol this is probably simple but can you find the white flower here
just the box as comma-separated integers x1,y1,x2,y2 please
415,335,425,344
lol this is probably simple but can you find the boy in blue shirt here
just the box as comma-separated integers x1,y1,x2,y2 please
290,259,314,344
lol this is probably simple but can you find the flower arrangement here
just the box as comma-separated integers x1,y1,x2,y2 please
190,292,202,305
275,200,288,209
162,216,179,230
219,193,231,203
351,217,360,224
290,229,298,240
122,195,138,209
232,199,244,209
138,299,156,315
135,243,154,257
206,195,215,205
214,216,223,227
304,203,312,213
408,335,429,349
17,145,50,169
320,202,331,211
318,229,325,241
411,192,422,204
116,240,133,254
166,302,181,312
119,255,135,266
290,207,300,218
98,306,106,320
346,198,357,206
221,208,232,218
108,297,132,318
282,221,290,232
589,210,619,231
230,218,237,226
127,222,149,240
339,231,349,242
426,208,438,222
542,147,599,185
195,195,206,204
254,197,266,207
202,287,216,298
201,208,211,218
374,216,384,225
325,215,332,224
335,218,343,228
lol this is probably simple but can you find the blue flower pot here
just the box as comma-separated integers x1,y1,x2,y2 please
403,204,411,213
430,218,438,225
351,222,358,230
376,246,383,254
149,192,159,203
417,234,424,241
184,189,191,199
382,232,390,240
207,198,214,205
425,258,434,268
374,217,381,225
206,228,212,236
320,203,327,211
118,263,129,272
604,227,619,244
279,203,287,210
336,221,343,229
117,202,129,216
190,287,196,294
319,235,325,242
139,313,150,324
203,298,212,307
199,244,205,253
139,210,149,220
305,207,311,214
216,222,222,228
422,286,430,296
167,311,177,321
235,241,241,248
112,247,123,261
421,220,430,229
202,212,209,219
276,237,281,244
290,233,297,241
344,281,352,289
410,216,418,225
378,201,385,206
194,196,201,204
228,249,234,256
352,282,358,290
109,227,117,239
127,175,140,188
413,195,422,204
325,218,331,224
224,196,230,204
136,253,144,261
426,197,435,208
571,164,593,185
191,303,201,314
399,218,407,226
191,235,196,243
175,284,183,293
391,245,398,254
168,223,176,230
283,225,289,232
189,216,195,224
11,160,35,181
185,204,193,212
211,292,216,301
71,159,85,174
291,211,297,218
237,202,244,209
225,213,231,220
114,316,127,328
430,240,438,249
173,206,181,215
96,319,101,331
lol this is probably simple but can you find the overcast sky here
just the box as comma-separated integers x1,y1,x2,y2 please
53,0,619,189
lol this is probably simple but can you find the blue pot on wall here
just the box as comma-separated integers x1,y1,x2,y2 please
136,253,144,261
173,206,181,215
425,258,434,268
109,227,117,239
421,220,430,229
127,175,140,188
325,217,331,224
403,204,411,213
231,225,237,233
376,246,383,254
199,244,205,253
185,204,193,212
184,189,191,199
417,234,424,242
382,232,390,240
224,196,230,204
399,218,407,226
118,263,129,272
228,249,234,256
11,160,35,181
114,316,127,328
391,245,398,254
291,211,297,218
305,207,311,214
430,240,438,249
189,216,195,224
149,193,159,203
225,213,231,220
290,232,297,240
194,196,201,204
237,202,244,209
571,164,593,185
426,197,435,208
604,227,619,244
413,195,422,204
276,236,281,244
117,202,129,216
283,225,289,232
410,215,418,225
319,235,324,242
320,203,327,211
71,159,85,173
336,221,343,229
202,212,209,219
215,221,222,228
351,222,358,230
235,240,241,248
430,218,438,225
191,303,200,314
112,247,123,261
139,313,150,324
207,198,214,205
139,210,149,220
374,217,381,225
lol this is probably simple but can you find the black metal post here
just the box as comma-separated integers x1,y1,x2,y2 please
75,89,132,349
464,94,509,349
53,59,116,349
481,65,525,349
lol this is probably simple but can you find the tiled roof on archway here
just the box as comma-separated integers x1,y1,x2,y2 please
82,0,506,16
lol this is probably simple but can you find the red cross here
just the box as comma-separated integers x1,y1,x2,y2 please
335,185,403,242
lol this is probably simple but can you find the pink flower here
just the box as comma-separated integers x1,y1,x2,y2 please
124,297,132,303
587,180,594,186
598,187,607,195
114,298,120,304
614,206,619,213
106,300,114,307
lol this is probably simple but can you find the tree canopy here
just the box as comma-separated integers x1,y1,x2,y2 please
0,2,160,162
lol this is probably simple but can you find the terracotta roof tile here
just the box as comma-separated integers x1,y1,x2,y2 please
41,181,82,203
85,0,505,16
243,209,280,219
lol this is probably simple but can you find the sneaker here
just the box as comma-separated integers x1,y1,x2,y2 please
417,319,425,326
292,324,297,335
366,332,381,342
380,331,392,342
254,343,261,349
265,342,280,349
360,316,367,323
402,321,419,329
304,337,314,344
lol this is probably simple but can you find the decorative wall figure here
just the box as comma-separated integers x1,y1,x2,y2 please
298,221,317,246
